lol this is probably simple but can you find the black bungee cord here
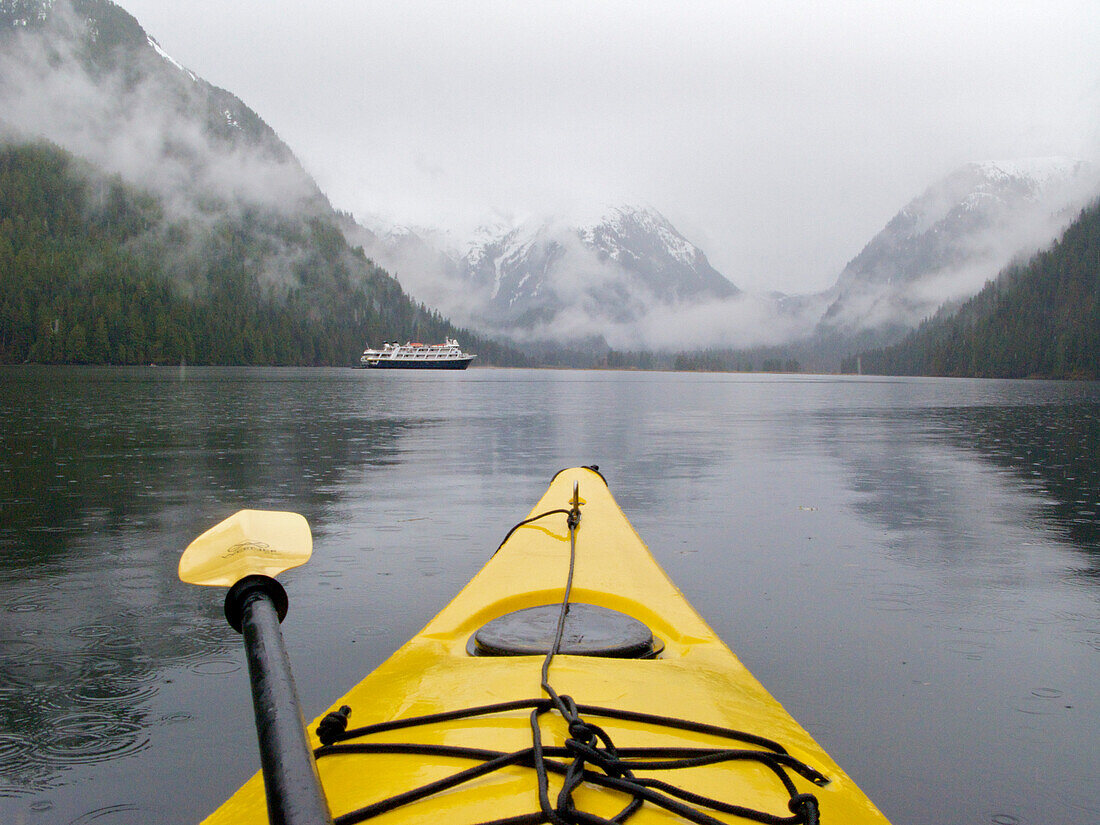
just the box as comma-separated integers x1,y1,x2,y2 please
314,481,825,825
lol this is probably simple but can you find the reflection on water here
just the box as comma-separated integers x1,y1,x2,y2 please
0,368,423,567
1,368,1098,825
821,398,1100,572
0,367,426,807
769,382,1100,825
927,403,1100,565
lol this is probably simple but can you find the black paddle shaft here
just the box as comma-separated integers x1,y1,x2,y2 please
226,575,333,825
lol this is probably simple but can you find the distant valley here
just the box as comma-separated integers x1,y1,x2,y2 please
353,160,1097,364
1,0,1097,375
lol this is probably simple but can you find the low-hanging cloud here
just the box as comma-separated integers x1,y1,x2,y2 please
820,159,1100,334
361,209,819,351
0,1,321,226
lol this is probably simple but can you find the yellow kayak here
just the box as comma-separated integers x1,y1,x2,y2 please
203,466,891,824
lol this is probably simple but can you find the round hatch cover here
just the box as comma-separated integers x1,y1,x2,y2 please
469,603,661,658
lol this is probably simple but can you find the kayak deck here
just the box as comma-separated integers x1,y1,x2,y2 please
204,467,890,824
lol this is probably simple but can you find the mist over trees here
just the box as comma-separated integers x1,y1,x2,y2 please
0,1,523,366
847,199,1100,380
4,134,1096,375
2,2,1097,375
0,141,522,365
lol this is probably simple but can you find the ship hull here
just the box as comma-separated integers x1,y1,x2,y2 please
362,357,475,370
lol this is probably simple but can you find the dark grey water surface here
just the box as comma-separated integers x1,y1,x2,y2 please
1,366,1098,825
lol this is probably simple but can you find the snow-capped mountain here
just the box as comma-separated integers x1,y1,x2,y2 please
575,206,738,304
352,158,1099,355
358,205,739,340
817,157,1097,335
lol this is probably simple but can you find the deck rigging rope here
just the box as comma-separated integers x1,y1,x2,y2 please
314,484,825,825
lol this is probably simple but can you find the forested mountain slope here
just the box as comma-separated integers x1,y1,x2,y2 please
0,141,517,365
0,1,519,365
849,199,1100,379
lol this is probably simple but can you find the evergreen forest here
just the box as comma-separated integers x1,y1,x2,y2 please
4,137,1097,376
848,199,1100,379
0,141,522,366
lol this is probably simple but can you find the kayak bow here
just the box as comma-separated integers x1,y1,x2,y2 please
202,466,891,824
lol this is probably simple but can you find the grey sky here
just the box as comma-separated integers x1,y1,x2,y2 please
120,0,1100,294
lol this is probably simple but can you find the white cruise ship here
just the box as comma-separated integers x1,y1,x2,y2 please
359,338,476,370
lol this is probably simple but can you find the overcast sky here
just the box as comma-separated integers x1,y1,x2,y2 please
120,0,1100,294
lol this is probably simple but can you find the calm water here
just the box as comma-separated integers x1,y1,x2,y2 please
1,366,1098,825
